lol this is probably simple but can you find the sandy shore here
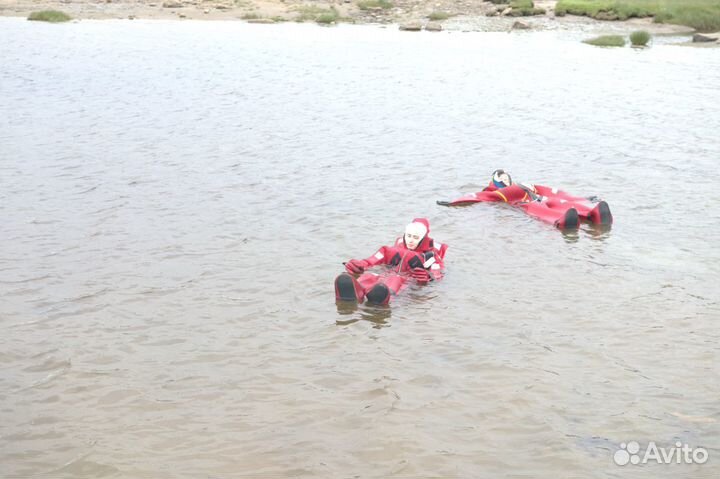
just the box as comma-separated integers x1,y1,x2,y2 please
0,0,703,35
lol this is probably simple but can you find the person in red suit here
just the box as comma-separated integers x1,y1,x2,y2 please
438,169,612,230
335,218,448,306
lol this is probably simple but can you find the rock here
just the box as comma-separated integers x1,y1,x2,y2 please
425,22,442,31
595,11,619,21
399,22,422,31
162,0,182,7
248,18,275,24
512,20,530,29
215,4,230,10
203,8,209,13
693,33,719,43
179,13,186,18
128,14,136,19
501,7,511,16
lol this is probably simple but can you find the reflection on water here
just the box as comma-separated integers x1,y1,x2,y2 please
336,296,394,327
1,17,719,479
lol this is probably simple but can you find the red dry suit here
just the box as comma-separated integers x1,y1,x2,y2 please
346,218,448,303
445,183,612,227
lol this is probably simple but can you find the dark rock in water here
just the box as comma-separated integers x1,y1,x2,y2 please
693,33,718,43
399,22,422,31
512,20,530,30
425,22,443,32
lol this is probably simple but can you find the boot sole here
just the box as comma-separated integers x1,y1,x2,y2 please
596,201,613,225
557,208,579,230
366,283,390,305
335,273,359,302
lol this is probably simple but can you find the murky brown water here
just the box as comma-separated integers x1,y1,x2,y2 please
1,18,718,479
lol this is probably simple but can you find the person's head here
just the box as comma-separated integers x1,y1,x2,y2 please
491,169,512,189
404,218,429,251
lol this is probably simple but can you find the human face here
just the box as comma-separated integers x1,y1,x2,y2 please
404,223,426,250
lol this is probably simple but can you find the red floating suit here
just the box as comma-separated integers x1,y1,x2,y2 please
445,183,612,229
336,218,448,305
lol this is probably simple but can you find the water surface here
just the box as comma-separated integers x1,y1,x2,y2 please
1,18,719,479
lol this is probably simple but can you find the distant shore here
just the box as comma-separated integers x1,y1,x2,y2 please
0,0,706,36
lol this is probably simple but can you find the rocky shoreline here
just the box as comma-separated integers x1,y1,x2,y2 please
0,0,712,38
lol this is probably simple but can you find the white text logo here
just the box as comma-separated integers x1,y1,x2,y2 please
614,441,708,466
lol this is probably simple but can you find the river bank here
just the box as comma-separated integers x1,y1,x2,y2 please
0,0,703,35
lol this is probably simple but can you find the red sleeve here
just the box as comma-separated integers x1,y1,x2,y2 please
450,190,504,205
534,184,557,197
362,245,396,267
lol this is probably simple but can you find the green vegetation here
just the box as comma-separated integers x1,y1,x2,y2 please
629,29,651,45
555,0,720,32
428,11,451,21
317,11,339,24
357,0,393,11
27,10,72,22
509,0,546,16
489,0,546,14
294,6,341,24
241,12,261,20
583,34,626,46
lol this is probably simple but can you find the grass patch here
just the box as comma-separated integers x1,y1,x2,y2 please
294,6,341,24
654,4,720,32
428,11,451,21
509,0,546,16
27,10,72,22
629,29,651,45
357,0,393,11
317,12,339,24
583,34,626,46
555,0,720,32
